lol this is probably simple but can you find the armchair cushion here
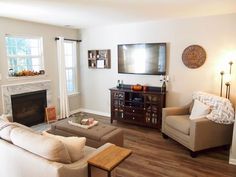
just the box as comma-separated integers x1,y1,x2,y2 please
165,115,190,135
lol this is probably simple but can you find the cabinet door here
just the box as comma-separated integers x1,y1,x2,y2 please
146,94,161,104
111,91,125,120
145,105,158,125
144,94,163,128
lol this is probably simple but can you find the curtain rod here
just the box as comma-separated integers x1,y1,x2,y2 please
55,37,82,42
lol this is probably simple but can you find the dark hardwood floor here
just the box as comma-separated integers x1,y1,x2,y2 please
87,113,236,177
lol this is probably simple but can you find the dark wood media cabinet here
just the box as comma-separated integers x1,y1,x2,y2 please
110,86,166,130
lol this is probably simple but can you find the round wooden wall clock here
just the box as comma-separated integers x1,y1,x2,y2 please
182,45,206,69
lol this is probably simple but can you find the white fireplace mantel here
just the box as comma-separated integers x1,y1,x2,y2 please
1,80,52,114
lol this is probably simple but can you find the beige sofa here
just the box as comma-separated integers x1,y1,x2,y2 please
162,104,234,157
0,120,113,177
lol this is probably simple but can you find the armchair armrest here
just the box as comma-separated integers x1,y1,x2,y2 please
190,118,233,151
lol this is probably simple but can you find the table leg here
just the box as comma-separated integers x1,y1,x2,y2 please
108,171,111,177
88,164,91,177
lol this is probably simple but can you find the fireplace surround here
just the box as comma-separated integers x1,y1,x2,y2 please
1,80,51,124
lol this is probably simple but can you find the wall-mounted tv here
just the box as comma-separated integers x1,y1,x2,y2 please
118,43,166,75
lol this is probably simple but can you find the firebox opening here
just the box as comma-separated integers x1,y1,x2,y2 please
11,90,47,126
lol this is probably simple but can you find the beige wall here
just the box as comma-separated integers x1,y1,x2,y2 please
79,13,236,114
0,17,80,115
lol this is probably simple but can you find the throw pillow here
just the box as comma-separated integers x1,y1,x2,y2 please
42,131,86,162
189,99,211,120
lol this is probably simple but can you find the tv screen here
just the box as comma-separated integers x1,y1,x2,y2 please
118,43,166,75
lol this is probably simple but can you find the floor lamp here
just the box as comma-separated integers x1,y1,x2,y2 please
225,82,230,99
220,71,224,97
220,61,233,99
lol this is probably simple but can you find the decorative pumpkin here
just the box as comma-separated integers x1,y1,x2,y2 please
132,84,143,91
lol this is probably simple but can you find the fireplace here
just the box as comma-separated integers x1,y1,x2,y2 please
11,90,47,126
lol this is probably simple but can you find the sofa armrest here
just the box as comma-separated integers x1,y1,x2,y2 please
55,143,114,177
62,143,113,168
94,143,113,154
101,129,123,147
190,118,234,151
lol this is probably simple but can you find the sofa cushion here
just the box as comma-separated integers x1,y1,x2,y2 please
0,119,18,142
0,114,10,122
43,131,86,162
10,127,71,164
0,120,35,142
190,99,210,120
0,125,17,142
52,119,116,141
0,118,10,128
166,115,190,135
13,122,35,132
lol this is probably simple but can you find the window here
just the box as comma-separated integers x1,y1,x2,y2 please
64,41,78,95
5,36,44,76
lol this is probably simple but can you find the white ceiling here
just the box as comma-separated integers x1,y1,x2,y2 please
0,0,236,29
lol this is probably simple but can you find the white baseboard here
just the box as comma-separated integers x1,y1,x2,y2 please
70,108,81,115
77,108,110,117
229,158,236,165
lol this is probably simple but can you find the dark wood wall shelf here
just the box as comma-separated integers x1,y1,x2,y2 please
88,49,111,69
110,86,166,130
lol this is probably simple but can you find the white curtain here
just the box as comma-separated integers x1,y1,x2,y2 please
57,37,70,119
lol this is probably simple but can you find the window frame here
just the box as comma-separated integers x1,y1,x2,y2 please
5,34,45,77
64,40,78,95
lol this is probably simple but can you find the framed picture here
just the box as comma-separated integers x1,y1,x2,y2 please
45,106,57,123
97,60,105,68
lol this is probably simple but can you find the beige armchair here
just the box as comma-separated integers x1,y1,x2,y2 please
162,104,234,157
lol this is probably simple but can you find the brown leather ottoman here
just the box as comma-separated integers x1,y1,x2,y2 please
50,118,123,148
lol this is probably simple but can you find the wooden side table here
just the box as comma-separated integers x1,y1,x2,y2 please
88,145,132,177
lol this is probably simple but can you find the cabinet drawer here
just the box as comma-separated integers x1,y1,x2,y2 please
124,113,144,122
124,107,145,114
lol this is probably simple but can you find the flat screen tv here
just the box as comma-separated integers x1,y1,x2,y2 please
118,43,166,75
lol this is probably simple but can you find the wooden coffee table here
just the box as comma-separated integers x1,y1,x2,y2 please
88,144,132,177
